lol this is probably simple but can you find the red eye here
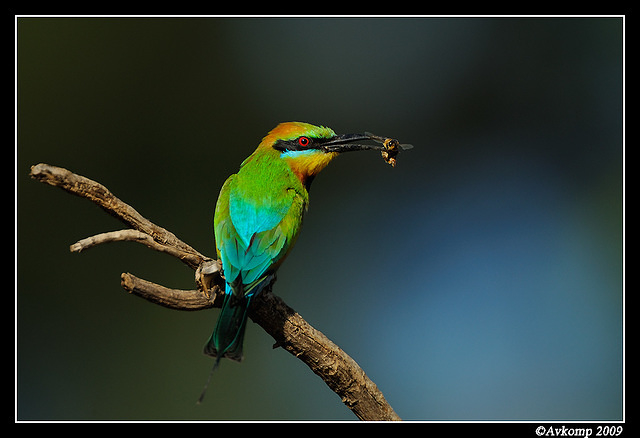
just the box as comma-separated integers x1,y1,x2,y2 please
298,136,310,147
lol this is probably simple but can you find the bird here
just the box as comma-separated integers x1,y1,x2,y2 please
198,121,403,402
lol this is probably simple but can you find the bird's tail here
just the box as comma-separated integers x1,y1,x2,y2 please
204,292,251,361
198,292,251,403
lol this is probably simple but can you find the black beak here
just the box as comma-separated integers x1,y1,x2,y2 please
321,133,383,153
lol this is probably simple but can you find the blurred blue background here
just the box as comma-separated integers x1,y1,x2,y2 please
16,17,623,420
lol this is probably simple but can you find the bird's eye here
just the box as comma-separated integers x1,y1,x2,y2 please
298,136,310,147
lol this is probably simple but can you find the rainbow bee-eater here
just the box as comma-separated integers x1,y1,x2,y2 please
198,121,408,401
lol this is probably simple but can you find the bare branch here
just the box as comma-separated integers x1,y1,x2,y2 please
30,163,205,270
70,229,208,268
119,272,400,421
70,229,159,252
29,163,401,421
121,272,223,311
250,287,401,421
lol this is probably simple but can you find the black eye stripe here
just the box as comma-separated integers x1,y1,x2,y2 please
273,136,321,152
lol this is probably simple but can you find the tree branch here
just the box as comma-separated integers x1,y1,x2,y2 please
30,163,205,270
120,272,222,311
29,163,401,421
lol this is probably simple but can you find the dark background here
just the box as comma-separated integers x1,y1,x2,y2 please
17,17,623,420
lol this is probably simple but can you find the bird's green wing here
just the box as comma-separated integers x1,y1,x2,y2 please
214,154,307,295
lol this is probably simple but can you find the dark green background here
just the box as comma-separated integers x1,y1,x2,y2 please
17,17,623,420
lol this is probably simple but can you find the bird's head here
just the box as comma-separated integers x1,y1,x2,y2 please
256,121,373,188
